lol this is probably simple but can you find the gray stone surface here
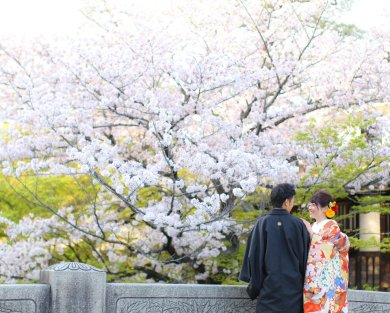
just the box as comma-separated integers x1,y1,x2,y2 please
40,262,106,313
0,284,49,313
106,284,390,313
106,284,256,313
349,290,390,313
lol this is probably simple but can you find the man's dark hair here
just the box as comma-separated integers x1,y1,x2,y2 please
270,183,296,208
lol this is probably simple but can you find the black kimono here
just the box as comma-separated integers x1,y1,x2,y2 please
239,208,311,313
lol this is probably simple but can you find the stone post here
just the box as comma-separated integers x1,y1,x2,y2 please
40,262,106,313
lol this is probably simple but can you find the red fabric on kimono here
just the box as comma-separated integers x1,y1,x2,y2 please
304,219,349,313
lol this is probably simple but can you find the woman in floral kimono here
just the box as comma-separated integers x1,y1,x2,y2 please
301,190,350,313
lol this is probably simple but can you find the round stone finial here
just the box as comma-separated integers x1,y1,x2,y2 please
47,262,105,272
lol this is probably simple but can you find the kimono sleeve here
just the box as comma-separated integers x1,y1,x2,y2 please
239,219,266,300
323,221,350,258
299,220,311,277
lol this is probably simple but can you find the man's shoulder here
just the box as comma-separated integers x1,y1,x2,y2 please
289,214,303,221
252,215,269,228
254,215,268,224
284,213,305,227
256,212,303,225
291,215,306,227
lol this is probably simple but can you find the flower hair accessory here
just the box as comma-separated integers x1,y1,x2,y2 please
325,201,338,218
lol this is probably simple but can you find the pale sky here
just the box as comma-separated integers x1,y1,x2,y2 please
341,0,390,30
0,0,84,35
0,0,388,36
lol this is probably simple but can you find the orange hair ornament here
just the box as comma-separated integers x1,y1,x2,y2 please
325,201,338,218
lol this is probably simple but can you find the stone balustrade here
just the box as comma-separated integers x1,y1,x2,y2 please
0,262,388,313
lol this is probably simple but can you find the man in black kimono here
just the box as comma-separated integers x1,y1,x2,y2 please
239,183,311,313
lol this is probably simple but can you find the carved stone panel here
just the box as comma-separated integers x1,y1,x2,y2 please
0,285,49,313
349,302,390,313
115,297,256,313
0,300,36,313
349,289,390,313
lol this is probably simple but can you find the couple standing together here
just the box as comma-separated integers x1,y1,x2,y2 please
240,183,350,313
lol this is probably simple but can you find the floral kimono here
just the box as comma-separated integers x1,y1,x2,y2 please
304,219,350,313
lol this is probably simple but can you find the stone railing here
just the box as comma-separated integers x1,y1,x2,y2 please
0,262,388,313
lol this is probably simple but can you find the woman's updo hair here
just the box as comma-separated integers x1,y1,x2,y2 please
310,190,333,208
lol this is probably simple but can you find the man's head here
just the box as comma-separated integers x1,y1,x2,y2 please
270,183,296,212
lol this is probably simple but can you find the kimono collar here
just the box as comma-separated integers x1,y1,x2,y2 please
270,208,290,215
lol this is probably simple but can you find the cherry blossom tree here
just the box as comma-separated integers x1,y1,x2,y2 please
0,0,389,283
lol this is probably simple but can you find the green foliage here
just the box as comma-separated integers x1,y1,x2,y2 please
362,284,379,291
352,195,390,214
0,174,95,221
295,113,388,201
294,112,389,262
54,241,97,264
177,168,197,181
349,236,380,250
231,207,261,222
333,23,364,38
117,207,134,220
231,187,270,224
208,240,246,285
379,237,390,253
136,186,162,208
